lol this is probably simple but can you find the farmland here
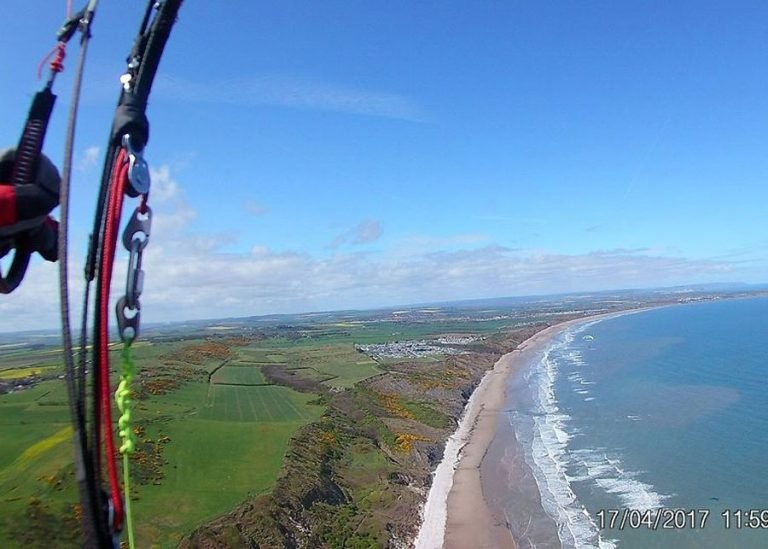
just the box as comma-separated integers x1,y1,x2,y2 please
0,290,713,547
0,327,397,546
202,385,320,422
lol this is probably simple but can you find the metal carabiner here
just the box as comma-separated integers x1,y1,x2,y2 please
121,205,152,252
122,133,150,194
116,296,140,346
125,238,144,311
118,204,151,345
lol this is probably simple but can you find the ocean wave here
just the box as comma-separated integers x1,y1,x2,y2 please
513,324,672,549
568,448,671,510
513,334,610,549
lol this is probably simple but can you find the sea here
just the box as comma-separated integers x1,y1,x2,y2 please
488,297,768,549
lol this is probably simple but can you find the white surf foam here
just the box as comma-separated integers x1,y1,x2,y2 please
513,323,672,548
514,333,610,548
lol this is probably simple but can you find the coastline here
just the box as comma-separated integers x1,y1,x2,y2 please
417,309,648,549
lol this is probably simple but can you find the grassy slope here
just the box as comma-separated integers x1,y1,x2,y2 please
0,318,525,547
182,322,540,548
132,417,317,546
0,376,79,547
0,333,387,548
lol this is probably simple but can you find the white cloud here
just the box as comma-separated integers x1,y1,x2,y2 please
154,74,424,122
395,233,489,254
330,219,383,249
151,202,197,235
0,167,755,333
131,243,738,327
149,165,179,202
145,164,199,236
2,233,745,334
76,145,100,172
352,219,382,245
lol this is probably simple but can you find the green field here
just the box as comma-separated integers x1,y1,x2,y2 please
0,365,59,380
318,360,382,388
133,419,309,545
0,375,78,547
0,339,330,548
202,385,322,423
0,317,503,547
128,379,323,546
271,344,383,388
237,348,288,363
210,364,267,385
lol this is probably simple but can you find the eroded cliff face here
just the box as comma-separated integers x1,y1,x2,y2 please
180,325,545,549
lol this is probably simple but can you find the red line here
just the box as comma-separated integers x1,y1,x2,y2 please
98,149,128,531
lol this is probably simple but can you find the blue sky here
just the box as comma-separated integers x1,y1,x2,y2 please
2,1,767,331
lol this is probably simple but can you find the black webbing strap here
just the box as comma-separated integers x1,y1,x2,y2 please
0,248,31,294
13,89,57,187
0,90,59,294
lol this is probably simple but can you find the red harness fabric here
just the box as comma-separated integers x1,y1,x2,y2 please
0,185,17,226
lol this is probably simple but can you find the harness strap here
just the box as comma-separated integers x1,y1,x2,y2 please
0,249,30,294
13,89,57,187
0,146,60,293
0,55,61,293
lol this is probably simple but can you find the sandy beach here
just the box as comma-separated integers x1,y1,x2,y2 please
442,346,521,549
418,311,644,549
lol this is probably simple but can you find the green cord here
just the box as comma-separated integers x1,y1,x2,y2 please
116,345,137,549
122,453,135,549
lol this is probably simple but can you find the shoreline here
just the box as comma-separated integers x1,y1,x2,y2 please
416,309,649,549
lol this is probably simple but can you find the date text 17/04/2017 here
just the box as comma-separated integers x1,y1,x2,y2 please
597,508,768,530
